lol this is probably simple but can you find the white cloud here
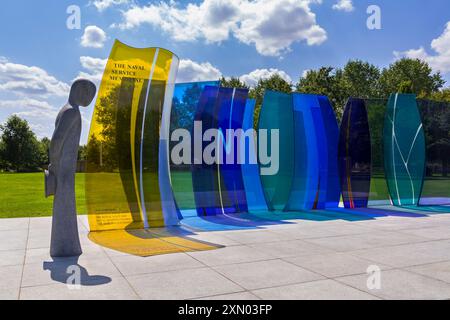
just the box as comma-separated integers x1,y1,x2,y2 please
332,0,354,12
177,59,222,83
394,21,450,74
0,98,54,111
75,56,108,84
0,58,70,97
81,26,107,48
239,68,292,87
91,0,130,12
116,0,327,57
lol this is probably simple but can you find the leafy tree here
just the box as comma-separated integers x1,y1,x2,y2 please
220,76,249,89
39,137,51,167
78,145,87,161
341,60,382,99
379,58,445,98
296,67,346,118
430,87,450,102
0,115,43,172
251,74,293,128
398,80,414,94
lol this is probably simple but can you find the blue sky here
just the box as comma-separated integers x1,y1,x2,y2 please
0,0,449,143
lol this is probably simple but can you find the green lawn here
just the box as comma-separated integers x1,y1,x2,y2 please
0,173,86,218
0,172,448,219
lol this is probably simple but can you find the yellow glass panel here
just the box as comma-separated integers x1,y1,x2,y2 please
86,40,178,231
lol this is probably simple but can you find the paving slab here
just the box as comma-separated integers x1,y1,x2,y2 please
1,213,450,300
187,245,272,267
126,268,244,300
20,277,138,300
336,269,450,300
110,252,204,277
284,252,392,278
213,259,324,290
406,261,450,284
252,279,379,300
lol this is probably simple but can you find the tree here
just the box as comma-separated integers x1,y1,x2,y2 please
341,60,382,99
219,76,249,89
39,137,51,167
379,58,445,98
296,67,346,118
430,87,450,102
251,74,293,128
0,115,43,172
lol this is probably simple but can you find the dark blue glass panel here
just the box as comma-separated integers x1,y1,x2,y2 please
242,99,268,212
169,81,219,212
192,86,222,216
218,88,249,213
338,98,372,208
318,95,341,208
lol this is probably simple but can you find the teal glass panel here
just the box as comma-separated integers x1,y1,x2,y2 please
365,99,390,205
417,99,450,206
169,81,219,211
258,91,294,211
242,99,268,212
384,94,426,206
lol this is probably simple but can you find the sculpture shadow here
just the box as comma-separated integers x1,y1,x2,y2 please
43,256,111,286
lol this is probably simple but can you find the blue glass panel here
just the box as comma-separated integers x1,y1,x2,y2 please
169,81,219,212
338,98,372,208
242,99,268,212
286,94,319,211
317,95,341,208
192,86,222,216
218,88,249,213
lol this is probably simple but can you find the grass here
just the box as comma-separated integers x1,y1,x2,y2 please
0,173,86,218
0,172,448,219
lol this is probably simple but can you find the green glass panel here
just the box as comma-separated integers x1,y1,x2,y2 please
417,99,450,206
365,98,390,205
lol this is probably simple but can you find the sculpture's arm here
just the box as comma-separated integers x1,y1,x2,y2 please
49,109,78,169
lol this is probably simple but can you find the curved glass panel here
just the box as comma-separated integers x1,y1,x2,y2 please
218,88,249,213
86,40,179,231
242,99,268,212
286,94,319,211
317,96,341,208
417,99,450,206
338,98,372,208
384,94,426,206
192,86,222,216
258,91,294,211
365,99,390,205
169,81,219,212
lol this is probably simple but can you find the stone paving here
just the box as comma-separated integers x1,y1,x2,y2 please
2,212,450,300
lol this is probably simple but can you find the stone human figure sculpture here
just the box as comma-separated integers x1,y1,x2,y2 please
45,79,96,257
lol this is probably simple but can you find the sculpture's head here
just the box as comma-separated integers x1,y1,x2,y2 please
69,79,97,107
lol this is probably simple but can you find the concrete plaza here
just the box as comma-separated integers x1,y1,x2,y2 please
2,210,450,300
